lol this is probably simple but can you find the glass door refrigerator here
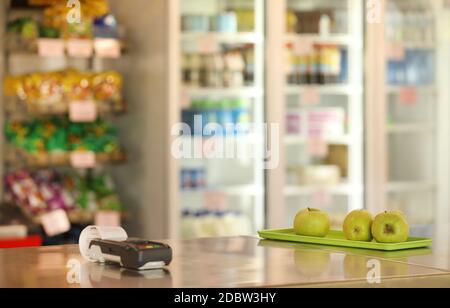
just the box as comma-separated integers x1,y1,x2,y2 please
177,0,266,238
268,0,364,229
385,0,449,234
367,0,450,236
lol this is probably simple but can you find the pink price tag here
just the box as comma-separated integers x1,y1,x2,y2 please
66,39,94,58
301,87,320,105
293,37,314,56
38,39,65,57
95,211,121,227
69,101,97,122
197,34,219,54
70,151,96,169
180,88,190,109
386,43,405,61
203,191,227,211
308,138,329,158
399,87,418,106
94,38,121,58
41,209,71,237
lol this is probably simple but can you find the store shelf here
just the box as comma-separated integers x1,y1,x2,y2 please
6,38,125,59
285,33,353,46
284,183,362,197
4,147,126,169
183,86,263,98
386,85,436,95
285,135,351,146
387,41,436,50
181,185,264,196
4,98,127,121
285,84,359,96
181,32,264,45
386,181,435,193
387,123,435,134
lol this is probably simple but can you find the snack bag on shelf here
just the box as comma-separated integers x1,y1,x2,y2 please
4,118,122,161
5,171,47,215
4,69,124,115
91,71,123,101
42,0,109,39
62,69,92,101
6,18,39,52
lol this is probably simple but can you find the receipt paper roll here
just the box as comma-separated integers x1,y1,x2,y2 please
79,226,128,262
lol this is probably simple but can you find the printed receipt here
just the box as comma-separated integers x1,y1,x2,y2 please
79,226,128,262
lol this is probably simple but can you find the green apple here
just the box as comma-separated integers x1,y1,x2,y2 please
294,208,330,237
343,210,373,242
371,211,409,243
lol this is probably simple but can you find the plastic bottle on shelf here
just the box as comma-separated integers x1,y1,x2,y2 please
231,98,250,135
224,51,245,87
215,11,238,33
182,54,192,85
405,49,419,85
286,46,296,84
319,14,331,37
205,54,224,87
339,48,347,84
243,47,255,85
310,45,321,84
217,99,234,136
189,54,202,87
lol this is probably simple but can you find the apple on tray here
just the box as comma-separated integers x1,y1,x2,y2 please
294,208,330,238
343,210,373,242
372,211,410,243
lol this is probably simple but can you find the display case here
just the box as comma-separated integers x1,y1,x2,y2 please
266,0,364,229
176,0,266,238
366,0,450,235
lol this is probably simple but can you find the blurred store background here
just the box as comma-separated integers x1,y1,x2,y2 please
0,0,449,248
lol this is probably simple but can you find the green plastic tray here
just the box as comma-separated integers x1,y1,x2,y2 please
258,229,433,251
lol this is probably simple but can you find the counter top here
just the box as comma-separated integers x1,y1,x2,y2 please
0,235,449,288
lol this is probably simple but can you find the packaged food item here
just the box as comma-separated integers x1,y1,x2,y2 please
5,118,121,156
181,209,252,238
182,15,210,32
325,145,348,178
42,0,109,39
298,165,341,186
5,169,123,217
91,71,123,101
93,14,119,38
235,9,254,32
4,69,123,111
286,11,299,33
307,108,346,139
6,17,39,52
214,12,238,33
286,111,302,135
